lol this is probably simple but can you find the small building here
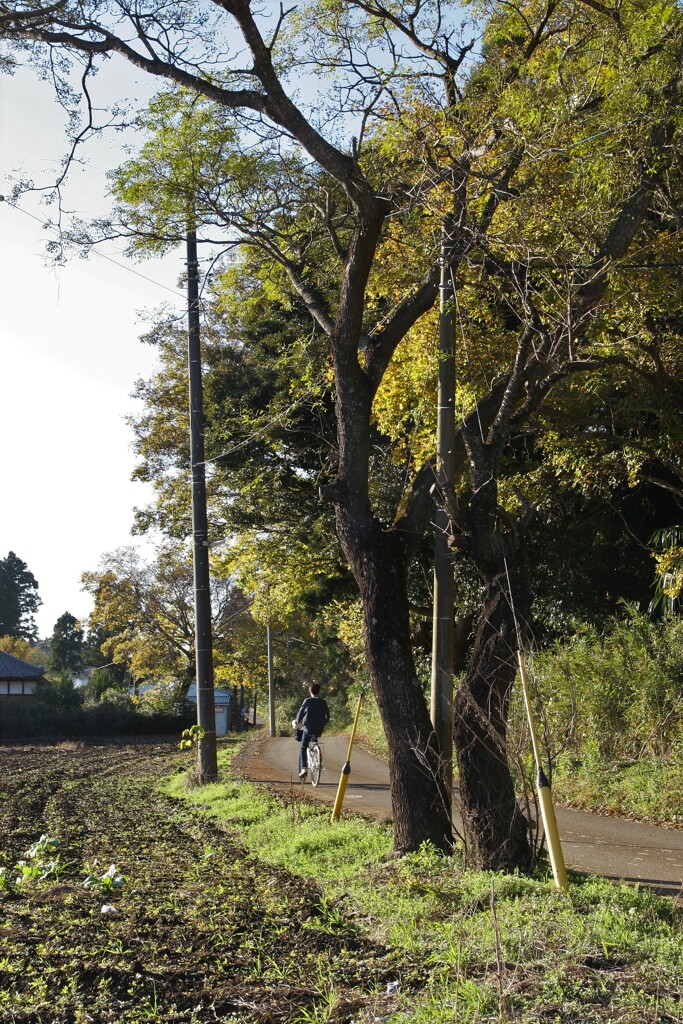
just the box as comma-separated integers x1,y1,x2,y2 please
0,651,48,700
186,683,233,737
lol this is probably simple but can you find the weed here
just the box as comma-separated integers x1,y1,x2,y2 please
179,724,205,751
291,988,337,1024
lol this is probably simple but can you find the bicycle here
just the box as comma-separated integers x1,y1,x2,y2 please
307,735,322,787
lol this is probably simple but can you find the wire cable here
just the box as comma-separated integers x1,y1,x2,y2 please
1,196,185,297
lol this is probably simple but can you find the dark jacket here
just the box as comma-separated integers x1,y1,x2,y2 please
296,695,330,736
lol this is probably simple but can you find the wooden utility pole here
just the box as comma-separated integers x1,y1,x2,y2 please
267,622,275,737
186,224,218,781
430,219,456,787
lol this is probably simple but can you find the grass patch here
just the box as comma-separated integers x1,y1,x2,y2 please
163,743,393,880
552,752,683,825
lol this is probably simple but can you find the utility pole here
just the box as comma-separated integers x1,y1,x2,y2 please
266,621,275,737
186,224,218,781
430,218,456,788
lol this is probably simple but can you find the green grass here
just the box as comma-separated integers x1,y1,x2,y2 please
553,752,683,825
162,744,393,880
164,739,683,1024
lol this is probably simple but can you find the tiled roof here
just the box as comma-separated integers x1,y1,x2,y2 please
0,651,46,680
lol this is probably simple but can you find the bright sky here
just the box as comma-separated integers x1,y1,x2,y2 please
1,66,184,638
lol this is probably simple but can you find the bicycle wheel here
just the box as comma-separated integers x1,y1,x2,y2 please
309,742,322,787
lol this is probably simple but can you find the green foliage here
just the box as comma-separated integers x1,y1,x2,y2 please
81,544,196,682
651,526,683,613
129,285,359,695
130,274,342,579
48,611,84,677
553,746,683,823
98,686,135,710
37,672,83,712
83,664,126,701
108,88,318,262
513,608,683,821
0,551,41,641
0,695,193,741
179,723,205,751
0,634,46,666
137,680,191,716
523,479,671,639
0,835,61,891
522,608,683,763
81,542,253,686
82,861,126,890
128,284,362,704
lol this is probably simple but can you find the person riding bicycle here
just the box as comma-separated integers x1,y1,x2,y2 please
292,682,330,780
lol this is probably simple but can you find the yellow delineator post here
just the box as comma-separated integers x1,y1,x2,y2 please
517,650,568,891
331,690,364,821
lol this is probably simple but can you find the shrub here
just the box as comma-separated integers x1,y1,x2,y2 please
517,607,683,764
137,680,190,716
0,698,194,741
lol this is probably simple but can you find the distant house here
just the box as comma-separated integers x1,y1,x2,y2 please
186,683,233,737
0,651,48,700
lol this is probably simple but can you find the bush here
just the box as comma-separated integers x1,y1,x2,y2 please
98,687,135,710
137,680,191,717
84,666,126,702
521,608,683,763
35,673,83,713
0,697,194,741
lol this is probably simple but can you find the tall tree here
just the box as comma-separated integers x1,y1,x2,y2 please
3,0,682,865
0,634,46,666
48,612,85,677
0,551,41,641
81,543,253,686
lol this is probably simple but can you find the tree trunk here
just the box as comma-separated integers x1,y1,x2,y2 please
343,518,453,853
454,564,532,871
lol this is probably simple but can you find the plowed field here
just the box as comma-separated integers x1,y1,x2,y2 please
0,741,394,1023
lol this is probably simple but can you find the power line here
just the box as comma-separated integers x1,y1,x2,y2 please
0,196,185,298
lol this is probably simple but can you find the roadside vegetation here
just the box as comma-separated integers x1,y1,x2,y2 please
516,610,683,827
354,607,683,830
2,738,682,1024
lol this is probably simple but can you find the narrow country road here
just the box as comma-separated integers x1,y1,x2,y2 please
236,734,683,897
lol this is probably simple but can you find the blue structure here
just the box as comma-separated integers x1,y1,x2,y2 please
186,684,233,737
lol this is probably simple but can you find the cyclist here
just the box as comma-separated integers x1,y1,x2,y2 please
292,682,330,780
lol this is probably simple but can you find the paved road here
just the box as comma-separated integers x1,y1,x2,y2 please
236,735,683,897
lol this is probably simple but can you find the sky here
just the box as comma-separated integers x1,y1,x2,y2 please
1,66,184,638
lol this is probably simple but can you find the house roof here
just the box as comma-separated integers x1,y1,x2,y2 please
186,683,233,706
0,651,46,680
